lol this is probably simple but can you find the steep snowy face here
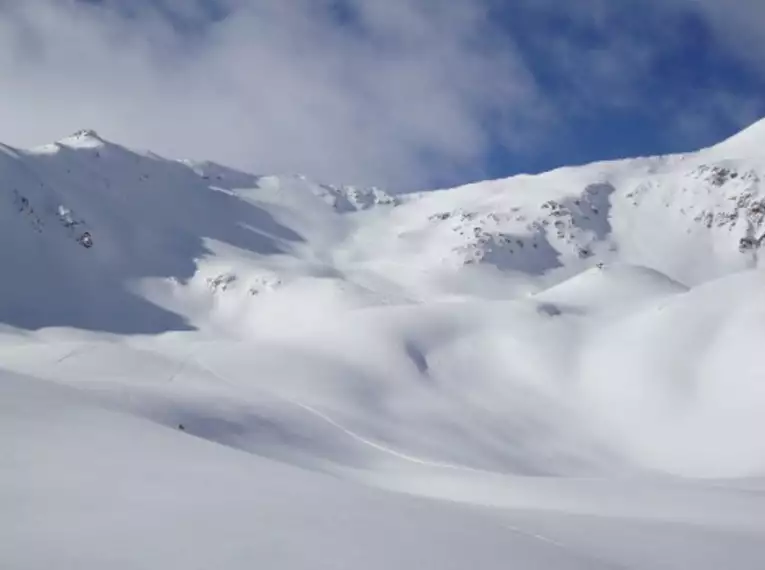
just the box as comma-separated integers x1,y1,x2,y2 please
349,177,621,291
611,161,765,283
346,130,765,289
0,131,400,332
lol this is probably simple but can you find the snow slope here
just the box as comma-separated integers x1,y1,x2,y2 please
3,121,765,568
4,369,765,570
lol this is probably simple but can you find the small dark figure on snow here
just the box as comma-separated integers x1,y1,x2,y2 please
78,232,93,248
178,424,186,431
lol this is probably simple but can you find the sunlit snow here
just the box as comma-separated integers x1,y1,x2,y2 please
3,122,765,569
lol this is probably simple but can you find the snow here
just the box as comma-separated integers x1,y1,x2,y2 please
533,263,689,315
56,128,107,149
3,121,765,568
2,372,570,570
705,117,765,161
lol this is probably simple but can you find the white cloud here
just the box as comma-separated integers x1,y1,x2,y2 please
0,0,544,189
676,0,765,72
2,0,762,189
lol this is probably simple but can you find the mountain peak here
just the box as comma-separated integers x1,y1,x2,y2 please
58,129,106,148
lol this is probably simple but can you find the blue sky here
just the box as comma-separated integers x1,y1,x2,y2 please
483,1,765,180
0,0,763,190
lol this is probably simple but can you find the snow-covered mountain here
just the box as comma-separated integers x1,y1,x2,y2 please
3,121,765,569
4,122,764,329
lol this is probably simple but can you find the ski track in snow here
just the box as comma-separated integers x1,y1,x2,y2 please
190,355,483,473
500,524,631,570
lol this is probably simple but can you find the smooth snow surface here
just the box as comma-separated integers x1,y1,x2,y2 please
3,124,765,568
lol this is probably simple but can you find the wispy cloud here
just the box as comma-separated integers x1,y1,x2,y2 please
0,0,544,189
680,0,765,71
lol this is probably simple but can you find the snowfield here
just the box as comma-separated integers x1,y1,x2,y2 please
3,123,765,568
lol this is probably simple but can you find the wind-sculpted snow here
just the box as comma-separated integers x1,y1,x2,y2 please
3,122,765,568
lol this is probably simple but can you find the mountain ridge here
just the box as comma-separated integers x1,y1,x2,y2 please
2,120,764,331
